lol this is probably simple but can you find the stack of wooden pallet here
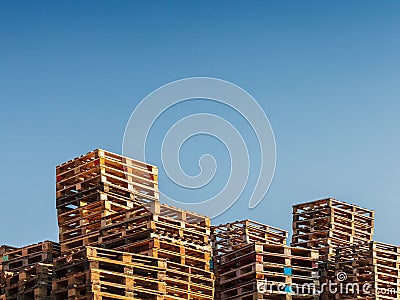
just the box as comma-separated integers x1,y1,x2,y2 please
0,241,60,300
56,149,159,254
211,220,319,300
97,200,214,300
1,241,60,273
53,149,214,300
291,198,375,299
1,263,53,300
335,241,400,300
52,247,167,300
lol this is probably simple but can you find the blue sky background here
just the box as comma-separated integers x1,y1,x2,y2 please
1,1,399,246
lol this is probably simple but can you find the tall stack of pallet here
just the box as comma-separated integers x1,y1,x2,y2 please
54,149,214,300
291,198,375,299
211,220,319,300
0,241,60,300
56,149,159,254
335,241,400,300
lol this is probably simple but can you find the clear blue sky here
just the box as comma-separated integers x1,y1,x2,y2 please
1,1,399,246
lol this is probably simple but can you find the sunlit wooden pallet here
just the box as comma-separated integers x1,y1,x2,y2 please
100,201,210,247
165,260,214,287
52,247,166,300
57,198,135,244
102,236,211,271
56,173,159,202
291,198,374,265
57,181,158,209
164,268,214,300
57,149,158,182
56,149,158,200
292,198,374,222
211,220,288,258
293,221,373,243
291,234,372,258
292,199,374,237
57,189,139,218
1,241,59,272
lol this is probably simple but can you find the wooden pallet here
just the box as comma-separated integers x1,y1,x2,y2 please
335,241,400,300
2,263,52,300
102,237,211,271
211,220,288,258
56,149,158,200
165,260,214,300
292,198,374,238
57,181,157,209
57,188,144,252
100,201,210,247
57,197,137,244
57,189,139,217
60,232,100,254
52,247,166,300
1,241,60,272
291,198,374,261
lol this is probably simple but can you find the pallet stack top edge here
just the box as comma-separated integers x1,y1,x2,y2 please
1,241,59,255
292,197,375,216
56,148,158,170
211,219,289,236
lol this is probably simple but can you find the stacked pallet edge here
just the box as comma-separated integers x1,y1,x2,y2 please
0,148,397,300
